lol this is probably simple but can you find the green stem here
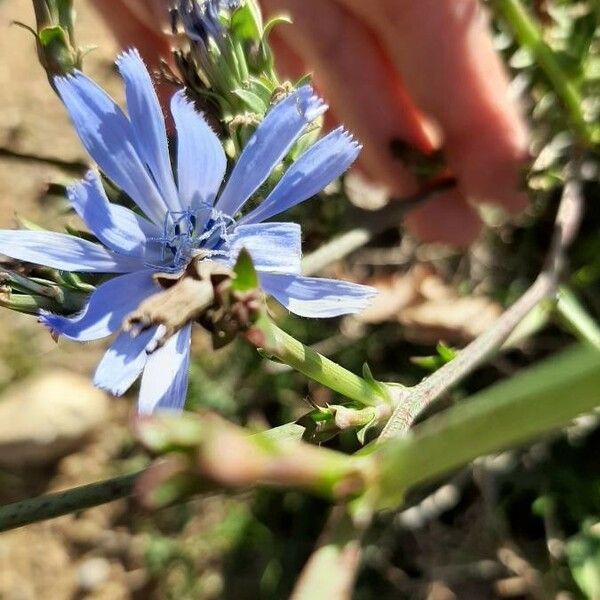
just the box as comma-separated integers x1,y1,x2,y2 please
495,0,595,144
555,285,600,350
375,345,600,508
0,471,142,533
250,317,388,407
290,507,366,600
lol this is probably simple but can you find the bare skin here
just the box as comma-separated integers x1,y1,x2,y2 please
91,0,529,246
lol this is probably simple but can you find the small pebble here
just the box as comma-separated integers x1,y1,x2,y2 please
77,557,111,592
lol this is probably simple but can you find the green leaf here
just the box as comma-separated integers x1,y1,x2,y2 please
411,343,457,372
248,77,274,104
263,14,292,40
356,415,377,445
566,521,600,599
232,88,267,113
56,271,95,292
230,2,262,42
362,363,391,402
436,342,457,363
257,422,306,443
294,73,312,88
232,248,259,292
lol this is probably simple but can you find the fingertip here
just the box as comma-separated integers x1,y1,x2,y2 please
447,129,530,214
404,190,483,248
351,160,418,201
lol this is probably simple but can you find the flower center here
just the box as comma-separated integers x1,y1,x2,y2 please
149,209,234,272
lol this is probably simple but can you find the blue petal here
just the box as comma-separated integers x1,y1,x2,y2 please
0,230,144,272
227,222,301,274
68,171,159,257
40,270,159,341
171,91,226,211
138,323,192,414
54,72,169,225
93,327,158,396
240,127,361,225
116,50,181,212
259,273,377,318
215,86,327,216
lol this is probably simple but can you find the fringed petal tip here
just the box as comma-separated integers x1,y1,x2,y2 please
338,127,363,152
170,90,223,140
65,169,97,199
171,89,198,115
53,70,82,89
293,85,329,122
115,47,144,68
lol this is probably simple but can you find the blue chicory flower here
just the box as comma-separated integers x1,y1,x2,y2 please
0,49,375,413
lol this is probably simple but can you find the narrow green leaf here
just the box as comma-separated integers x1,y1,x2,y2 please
230,2,261,41
232,88,267,113
262,14,292,41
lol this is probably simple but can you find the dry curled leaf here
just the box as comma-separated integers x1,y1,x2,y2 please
358,265,502,346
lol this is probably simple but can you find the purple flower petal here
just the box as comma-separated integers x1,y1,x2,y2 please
116,49,181,212
259,273,377,318
0,230,144,272
171,90,226,211
227,222,301,274
68,170,159,257
40,270,159,341
138,323,192,414
240,127,361,225
215,86,327,217
54,71,168,225
93,327,159,396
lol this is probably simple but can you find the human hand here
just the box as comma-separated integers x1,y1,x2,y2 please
91,0,529,246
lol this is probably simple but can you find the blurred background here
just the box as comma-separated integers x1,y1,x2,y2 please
0,0,600,598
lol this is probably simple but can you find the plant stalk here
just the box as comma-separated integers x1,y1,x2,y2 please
0,471,141,533
375,344,600,508
248,316,389,408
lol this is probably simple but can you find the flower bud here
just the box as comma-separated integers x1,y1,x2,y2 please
31,0,80,78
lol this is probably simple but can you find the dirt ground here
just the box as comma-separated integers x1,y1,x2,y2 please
0,0,124,376
0,2,148,598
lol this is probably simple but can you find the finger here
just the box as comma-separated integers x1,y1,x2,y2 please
339,0,529,211
269,31,306,81
262,0,435,197
405,189,483,247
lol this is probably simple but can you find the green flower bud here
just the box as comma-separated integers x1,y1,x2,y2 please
31,0,81,78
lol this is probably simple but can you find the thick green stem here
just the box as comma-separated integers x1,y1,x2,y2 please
250,317,389,407
375,345,600,508
495,0,595,144
0,471,141,533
